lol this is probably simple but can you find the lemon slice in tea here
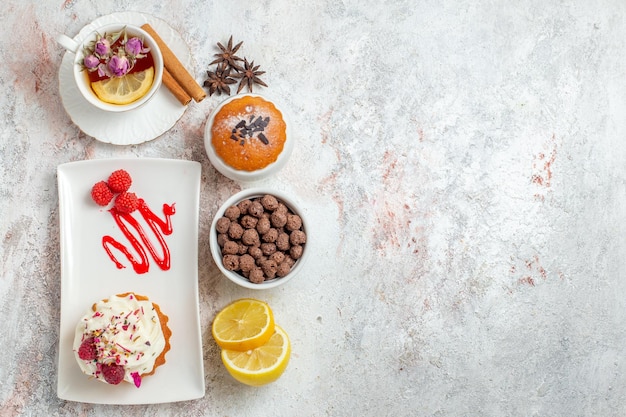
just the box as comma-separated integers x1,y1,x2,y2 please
91,67,155,105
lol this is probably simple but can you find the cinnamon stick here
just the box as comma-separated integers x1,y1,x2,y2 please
142,23,206,103
163,67,191,105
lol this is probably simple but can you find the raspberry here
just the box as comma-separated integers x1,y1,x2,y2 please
77,338,97,361
114,192,139,213
91,181,114,206
107,169,132,193
101,363,125,385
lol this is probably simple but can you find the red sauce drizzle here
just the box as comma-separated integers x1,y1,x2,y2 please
102,199,175,274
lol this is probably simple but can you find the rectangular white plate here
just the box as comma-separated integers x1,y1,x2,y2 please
56,158,205,404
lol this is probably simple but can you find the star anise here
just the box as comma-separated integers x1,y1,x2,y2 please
203,63,236,96
233,58,268,93
210,36,244,71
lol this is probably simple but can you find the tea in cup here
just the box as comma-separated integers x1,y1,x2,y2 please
57,23,163,112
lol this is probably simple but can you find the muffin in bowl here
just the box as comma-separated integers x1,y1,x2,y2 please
210,188,309,289
204,94,293,182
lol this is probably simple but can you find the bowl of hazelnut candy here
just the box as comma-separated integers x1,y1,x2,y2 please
210,188,309,289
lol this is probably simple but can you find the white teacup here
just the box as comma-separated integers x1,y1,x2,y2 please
57,23,163,112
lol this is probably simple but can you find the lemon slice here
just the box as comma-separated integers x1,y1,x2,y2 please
212,298,275,351
221,325,291,386
91,67,155,105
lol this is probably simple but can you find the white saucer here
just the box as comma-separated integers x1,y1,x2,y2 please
58,12,195,145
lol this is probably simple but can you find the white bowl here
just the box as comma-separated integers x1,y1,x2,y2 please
210,188,309,289
204,93,293,182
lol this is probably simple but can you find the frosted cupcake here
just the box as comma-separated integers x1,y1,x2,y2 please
73,292,171,387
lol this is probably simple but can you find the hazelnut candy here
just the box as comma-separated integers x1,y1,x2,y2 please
237,199,252,214
270,211,287,228
285,214,302,232
228,222,244,239
240,215,258,229
276,262,292,277
222,254,239,271
260,194,279,211
290,230,307,245
249,267,265,284
262,228,278,243
276,232,290,251
239,254,255,272
248,201,264,218
241,229,260,246
261,242,276,256
222,240,239,255
224,206,241,220
289,245,303,259
216,217,231,234
256,217,271,235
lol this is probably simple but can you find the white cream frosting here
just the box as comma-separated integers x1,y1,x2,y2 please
73,293,166,386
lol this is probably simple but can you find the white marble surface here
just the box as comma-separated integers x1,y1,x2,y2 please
2,0,626,415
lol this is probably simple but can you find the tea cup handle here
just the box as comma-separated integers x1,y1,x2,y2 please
56,34,79,53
